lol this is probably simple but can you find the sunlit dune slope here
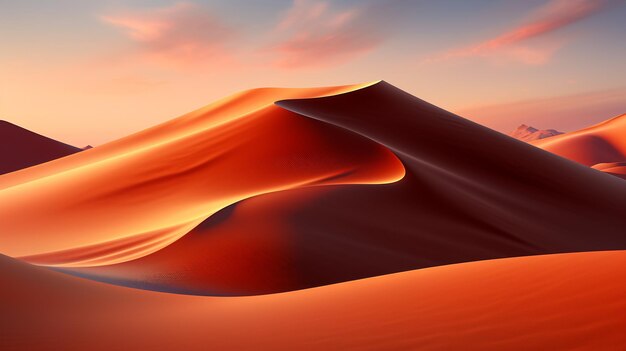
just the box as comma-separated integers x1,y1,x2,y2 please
0,120,81,175
533,113,626,166
2,251,625,350
66,82,626,296
0,82,404,264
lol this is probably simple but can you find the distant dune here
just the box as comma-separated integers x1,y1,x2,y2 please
1,82,624,296
1,251,624,350
509,124,562,142
0,120,81,175
533,113,626,166
533,113,626,179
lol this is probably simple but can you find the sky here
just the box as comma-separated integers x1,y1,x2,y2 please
1,0,625,146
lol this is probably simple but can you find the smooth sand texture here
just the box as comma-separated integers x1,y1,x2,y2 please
0,121,81,175
62,82,626,295
2,251,625,350
534,113,626,166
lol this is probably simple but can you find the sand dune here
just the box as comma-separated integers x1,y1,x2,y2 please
1,251,625,350
2,81,625,349
0,83,404,265
0,120,81,175
533,113,626,167
44,82,626,295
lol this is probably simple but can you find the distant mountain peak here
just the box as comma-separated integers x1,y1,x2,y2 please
510,124,562,142
516,124,537,133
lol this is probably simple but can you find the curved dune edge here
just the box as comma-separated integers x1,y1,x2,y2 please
2,251,625,350
61,81,626,296
0,81,405,266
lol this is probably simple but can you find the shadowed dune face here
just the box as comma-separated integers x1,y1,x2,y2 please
0,121,81,175
0,83,405,266
52,82,626,296
533,114,626,168
1,251,625,350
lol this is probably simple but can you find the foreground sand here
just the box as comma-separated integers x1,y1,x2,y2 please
2,250,625,350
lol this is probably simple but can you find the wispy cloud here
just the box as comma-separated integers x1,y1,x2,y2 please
100,0,411,70
101,2,236,67
268,0,406,69
428,0,609,65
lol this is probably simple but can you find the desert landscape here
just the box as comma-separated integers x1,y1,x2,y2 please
2,81,626,350
1,0,625,350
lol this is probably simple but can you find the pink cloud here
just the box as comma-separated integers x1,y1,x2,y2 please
101,2,236,67
430,0,609,65
101,1,408,70
269,0,399,69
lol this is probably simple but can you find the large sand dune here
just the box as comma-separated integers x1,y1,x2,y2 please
0,83,404,265
44,82,626,295
1,251,624,350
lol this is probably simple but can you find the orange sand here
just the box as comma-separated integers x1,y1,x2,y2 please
1,251,625,350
